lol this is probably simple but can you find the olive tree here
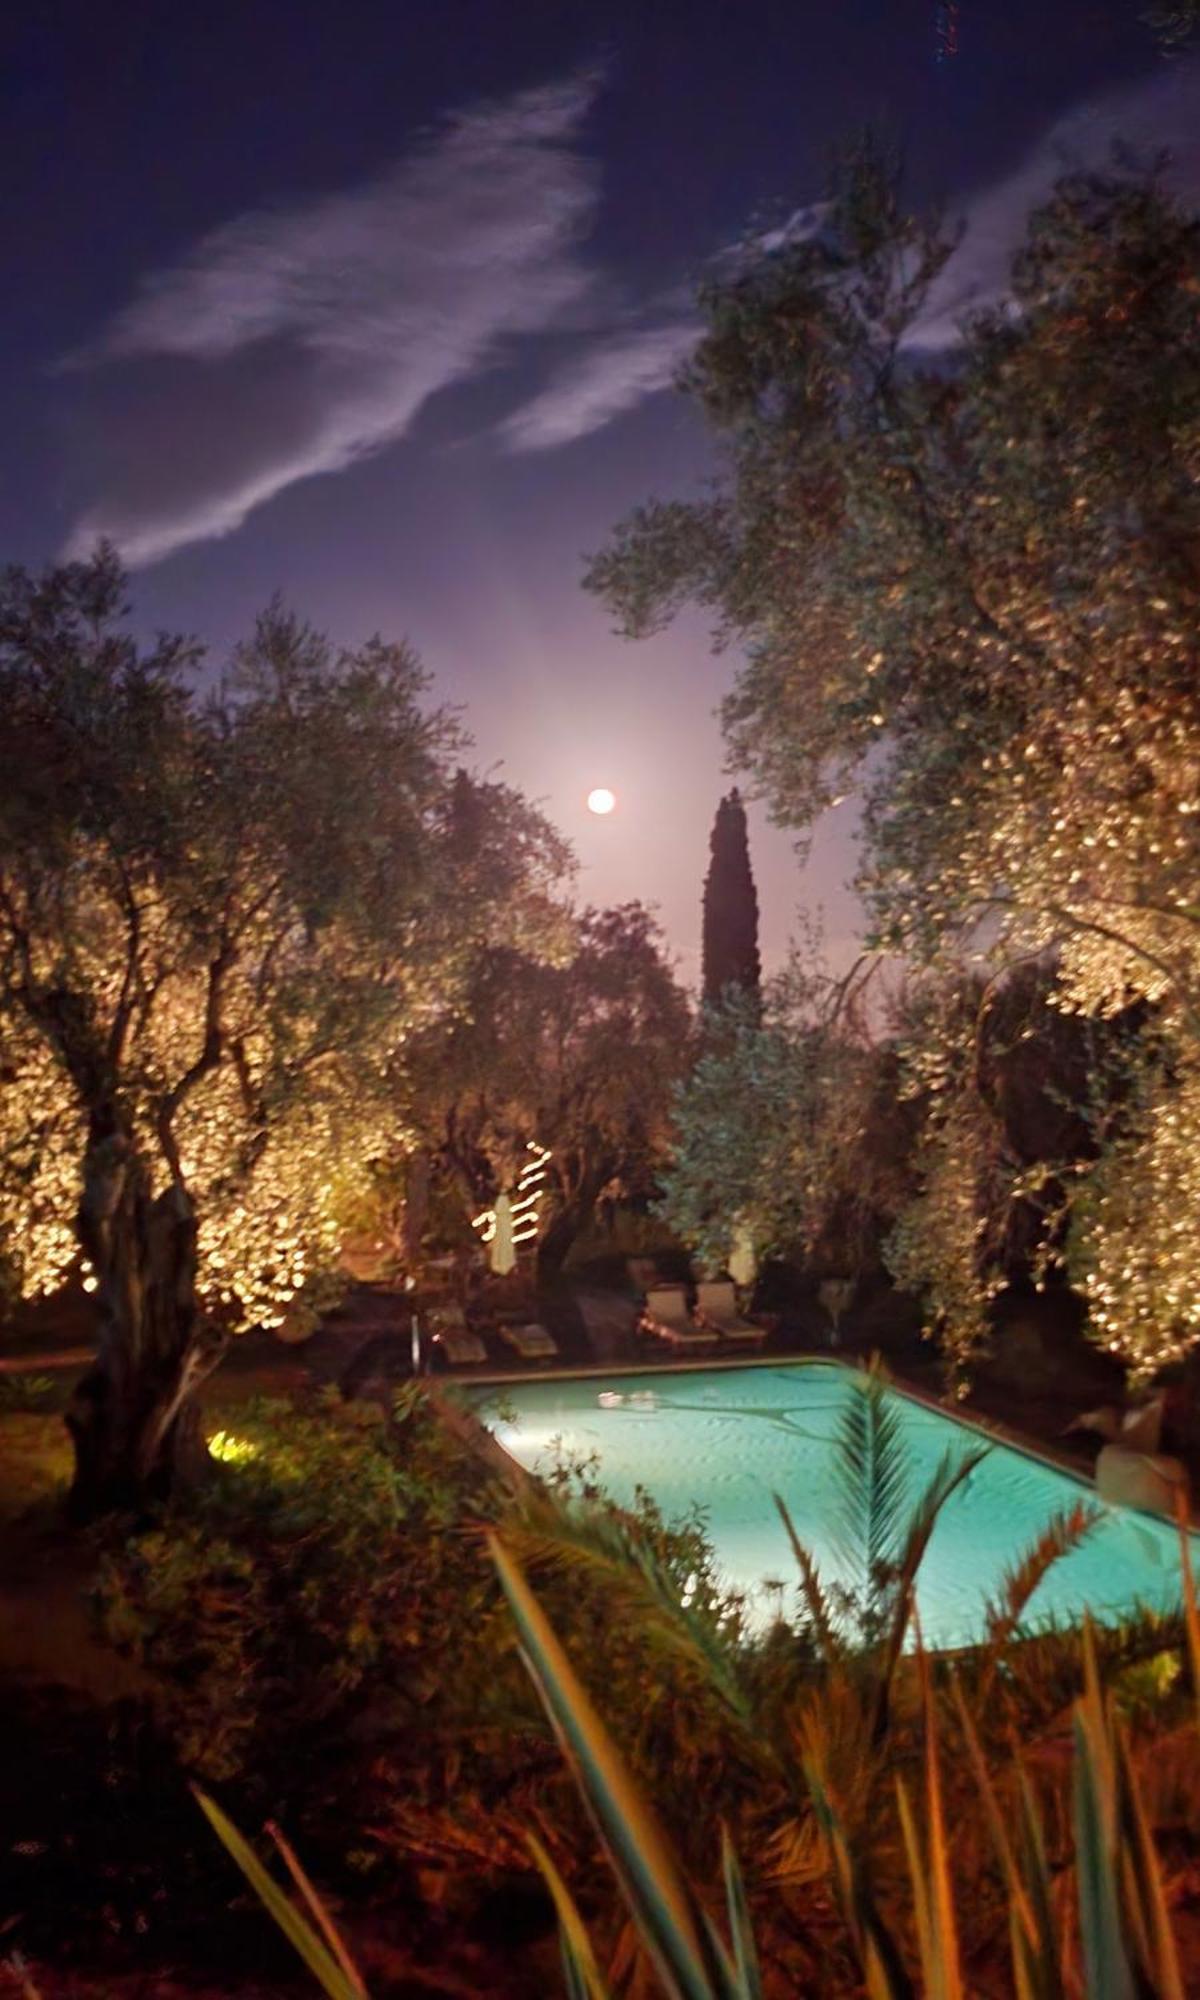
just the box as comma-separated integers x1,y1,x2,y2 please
0,553,566,1513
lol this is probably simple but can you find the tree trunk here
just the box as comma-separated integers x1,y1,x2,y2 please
66,1126,213,1520
536,1168,607,1282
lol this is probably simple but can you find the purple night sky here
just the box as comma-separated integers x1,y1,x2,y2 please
5,3,1197,986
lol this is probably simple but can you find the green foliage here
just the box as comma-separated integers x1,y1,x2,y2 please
487,1445,1199,2000
97,1388,511,1783
0,554,571,1508
662,947,910,1279
400,902,692,1272
113,1370,1198,1995
0,1372,58,1411
588,145,1200,1385
196,1787,367,1998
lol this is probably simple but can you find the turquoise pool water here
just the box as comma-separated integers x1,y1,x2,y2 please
485,1362,1190,1648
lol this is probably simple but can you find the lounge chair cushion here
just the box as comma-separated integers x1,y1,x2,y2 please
500,1322,558,1359
431,1327,488,1365
695,1281,763,1340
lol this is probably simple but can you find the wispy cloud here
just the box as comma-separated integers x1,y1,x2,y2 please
497,319,698,452
61,56,1200,566
63,72,604,566
911,57,1200,348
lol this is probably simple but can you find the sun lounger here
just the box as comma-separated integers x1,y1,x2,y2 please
641,1285,719,1350
694,1280,766,1347
498,1321,559,1361
428,1304,488,1367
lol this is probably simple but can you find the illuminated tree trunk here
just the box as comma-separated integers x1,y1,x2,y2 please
65,1122,211,1520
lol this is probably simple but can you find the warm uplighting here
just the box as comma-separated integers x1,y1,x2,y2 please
208,1429,258,1463
587,787,616,816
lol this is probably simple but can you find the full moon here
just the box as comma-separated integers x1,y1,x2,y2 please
587,787,616,816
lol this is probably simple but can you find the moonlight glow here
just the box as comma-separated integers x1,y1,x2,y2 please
587,787,616,816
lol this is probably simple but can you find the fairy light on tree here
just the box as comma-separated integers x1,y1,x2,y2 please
0,553,569,1515
588,150,1200,1387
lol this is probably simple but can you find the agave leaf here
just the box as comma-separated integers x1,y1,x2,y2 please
720,1825,763,2000
1175,1490,1200,1739
949,1680,1064,2000
1111,1717,1185,2000
774,1494,839,1664
1072,1630,1136,2000
916,1642,963,2000
527,1830,615,2000
1014,1764,1061,2000
194,1788,365,2000
895,1779,934,1987
490,1531,735,2000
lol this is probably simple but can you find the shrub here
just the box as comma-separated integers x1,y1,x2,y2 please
96,1387,512,1787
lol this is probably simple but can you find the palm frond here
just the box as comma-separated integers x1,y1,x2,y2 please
977,1501,1098,1708
833,1363,911,1603
869,1444,987,1743
504,1490,753,1727
775,1494,839,1664
804,1743,915,2000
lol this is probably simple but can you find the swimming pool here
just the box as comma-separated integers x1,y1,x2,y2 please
485,1362,1190,1649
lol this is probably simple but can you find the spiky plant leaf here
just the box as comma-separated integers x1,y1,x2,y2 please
194,1789,365,2000
527,1830,616,2000
490,1531,737,2000
1014,1765,1062,1999
804,1745,915,2000
916,1643,963,2000
977,1501,1098,1708
265,1819,368,1999
1073,1624,1136,2000
719,1826,763,2000
949,1681,1064,2000
1111,1717,1185,2000
775,1494,839,1664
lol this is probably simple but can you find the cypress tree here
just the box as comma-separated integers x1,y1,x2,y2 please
701,787,761,1011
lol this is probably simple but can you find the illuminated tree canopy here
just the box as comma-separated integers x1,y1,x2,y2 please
589,152,1200,1383
0,552,568,1511
401,902,692,1276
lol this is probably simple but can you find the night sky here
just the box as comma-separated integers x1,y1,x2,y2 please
5,2,1197,985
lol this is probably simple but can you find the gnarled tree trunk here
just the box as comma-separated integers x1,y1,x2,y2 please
66,1125,213,1520
536,1162,610,1282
